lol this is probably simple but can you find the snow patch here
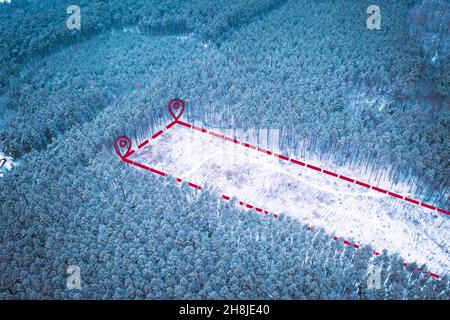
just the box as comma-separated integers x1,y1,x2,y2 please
130,124,450,274
349,92,393,113
177,33,194,42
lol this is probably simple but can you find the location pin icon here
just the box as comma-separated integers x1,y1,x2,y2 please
114,136,132,159
168,98,185,121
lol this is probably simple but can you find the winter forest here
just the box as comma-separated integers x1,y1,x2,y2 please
0,0,449,299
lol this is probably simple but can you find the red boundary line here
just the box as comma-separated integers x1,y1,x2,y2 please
144,121,449,216
117,120,447,280
208,125,444,215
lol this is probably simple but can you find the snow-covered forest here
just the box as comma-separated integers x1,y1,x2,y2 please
0,0,448,299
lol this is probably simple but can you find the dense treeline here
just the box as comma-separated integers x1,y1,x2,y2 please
0,30,202,156
0,0,281,92
0,0,281,152
0,0,448,299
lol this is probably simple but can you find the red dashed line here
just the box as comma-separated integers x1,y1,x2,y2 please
125,159,149,171
124,158,166,178
339,175,354,183
150,168,167,177
430,273,441,279
307,164,322,172
118,120,446,281
405,197,420,205
138,140,149,149
372,186,387,194
323,169,338,177
332,237,430,273
403,262,441,279
243,143,258,150
355,180,371,188
421,202,436,210
192,125,207,133
151,130,164,140
177,121,192,129
290,159,306,166
388,191,404,200
209,131,225,139
224,136,235,142
259,148,273,155
166,121,177,129
188,182,202,190
275,153,289,161
126,150,135,157
135,119,178,153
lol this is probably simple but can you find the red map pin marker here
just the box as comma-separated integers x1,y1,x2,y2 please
114,136,132,159
168,98,185,121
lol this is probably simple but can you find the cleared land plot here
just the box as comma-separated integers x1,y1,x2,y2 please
129,124,450,274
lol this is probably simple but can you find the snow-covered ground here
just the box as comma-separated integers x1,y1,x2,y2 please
130,124,450,274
